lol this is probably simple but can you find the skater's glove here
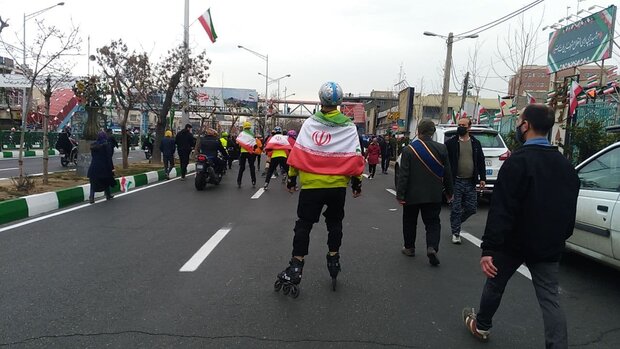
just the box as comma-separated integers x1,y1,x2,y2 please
351,177,362,197
287,176,297,192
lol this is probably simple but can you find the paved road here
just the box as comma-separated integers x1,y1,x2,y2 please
1,165,619,348
0,149,147,179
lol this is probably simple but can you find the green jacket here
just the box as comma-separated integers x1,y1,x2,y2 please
396,136,453,204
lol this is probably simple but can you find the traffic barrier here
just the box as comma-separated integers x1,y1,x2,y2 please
0,164,195,226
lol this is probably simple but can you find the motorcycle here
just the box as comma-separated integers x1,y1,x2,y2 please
194,154,223,190
60,138,78,167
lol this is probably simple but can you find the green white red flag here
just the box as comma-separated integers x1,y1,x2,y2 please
198,8,218,43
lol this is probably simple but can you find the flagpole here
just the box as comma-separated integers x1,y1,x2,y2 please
182,0,190,127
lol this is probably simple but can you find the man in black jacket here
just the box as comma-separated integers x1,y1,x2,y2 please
463,104,579,348
175,123,196,180
397,119,453,266
445,117,486,244
199,128,228,174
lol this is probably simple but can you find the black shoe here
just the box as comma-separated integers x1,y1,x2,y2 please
427,247,440,266
106,195,114,200
237,181,241,188
88,197,95,204
252,181,256,188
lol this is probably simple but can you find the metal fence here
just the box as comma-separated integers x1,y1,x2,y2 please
0,131,139,150
574,101,618,127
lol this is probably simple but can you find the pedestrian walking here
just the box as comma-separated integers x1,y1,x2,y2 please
274,81,364,297
87,131,115,204
445,116,486,244
160,130,176,179
236,121,257,188
175,123,195,180
365,137,380,179
396,119,453,266
463,104,579,348
263,127,292,190
380,133,393,174
106,128,119,154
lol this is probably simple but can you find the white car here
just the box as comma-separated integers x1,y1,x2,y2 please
566,141,620,270
394,125,511,195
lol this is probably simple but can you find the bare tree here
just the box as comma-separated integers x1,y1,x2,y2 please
140,45,211,164
0,19,80,185
95,39,151,169
492,15,542,104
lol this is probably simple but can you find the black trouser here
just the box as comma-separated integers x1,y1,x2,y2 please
476,252,567,349
178,149,191,178
402,203,441,252
381,153,390,172
264,157,288,184
292,188,346,256
163,154,174,175
368,163,377,177
256,153,261,171
237,152,256,184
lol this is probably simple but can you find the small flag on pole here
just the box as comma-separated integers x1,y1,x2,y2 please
569,81,583,116
497,95,506,118
509,104,518,115
525,91,536,104
198,8,218,43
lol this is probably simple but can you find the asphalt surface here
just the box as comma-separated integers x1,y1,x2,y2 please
1,164,619,348
0,150,147,179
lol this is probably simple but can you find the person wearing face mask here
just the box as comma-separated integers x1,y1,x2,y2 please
462,104,579,347
444,117,487,244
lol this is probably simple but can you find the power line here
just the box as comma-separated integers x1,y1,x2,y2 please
456,0,545,37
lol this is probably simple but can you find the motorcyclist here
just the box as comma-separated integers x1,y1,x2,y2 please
55,126,75,158
200,128,229,174
142,131,154,156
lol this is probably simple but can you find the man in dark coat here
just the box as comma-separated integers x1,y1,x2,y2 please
87,131,115,203
463,104,579,348
396,119,453,266
445,117,486,244
160,130,176,179
175,123,196,180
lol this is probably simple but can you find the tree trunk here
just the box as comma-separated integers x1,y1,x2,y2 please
153,68,183,164
43,77,52,185
17,86,33,181
77,106,99,176
121,108,130,169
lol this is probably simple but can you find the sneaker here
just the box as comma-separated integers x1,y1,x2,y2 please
180,177,186,181
105,194,114,200
462,308,490,341
427,247,440,266
252,181,256,188
263,183,269,190
452,234,462,244
401,247,415,257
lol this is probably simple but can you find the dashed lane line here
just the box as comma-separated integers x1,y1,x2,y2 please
386,188,397,196
179,225,232,272
251,188,265,199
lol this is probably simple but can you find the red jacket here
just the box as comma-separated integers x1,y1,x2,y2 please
366,143,381,165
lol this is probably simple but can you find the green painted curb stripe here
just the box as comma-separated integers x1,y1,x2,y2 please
48,149,56,155
157,169,167,181
56,187,86,208
133,173,148,187
110,179,121,194
0,198,28,225
3,151,13,158
24,151,36,157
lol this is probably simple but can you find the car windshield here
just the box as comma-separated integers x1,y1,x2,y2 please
444,131,505,148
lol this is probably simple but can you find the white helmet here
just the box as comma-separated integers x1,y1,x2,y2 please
318,82,343,106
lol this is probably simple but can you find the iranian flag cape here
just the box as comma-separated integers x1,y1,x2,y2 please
265,134,293,156
236,130,256,153
287,112,364,176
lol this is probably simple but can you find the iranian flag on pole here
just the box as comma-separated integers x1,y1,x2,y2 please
198,8,218,43
497,95,506,117
526,91,536,104
569,81,583,116
287,116,364,176
477,104,486,124
236,131,256,153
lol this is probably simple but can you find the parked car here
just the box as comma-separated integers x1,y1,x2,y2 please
394,124,511,196
566,140,620,270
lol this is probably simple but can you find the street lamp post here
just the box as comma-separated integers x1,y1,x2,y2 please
423,31,478,122
258,73,291,101
18,2,64,179
238,45,268,134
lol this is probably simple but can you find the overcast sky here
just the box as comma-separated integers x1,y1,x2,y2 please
1,0,618,101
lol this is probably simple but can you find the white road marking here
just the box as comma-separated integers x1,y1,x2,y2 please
460,231,532,280
179,226,232,272
251,188,265,199
386,188,397,196
0,167,19,172
389,208,398,211
0,176,184,234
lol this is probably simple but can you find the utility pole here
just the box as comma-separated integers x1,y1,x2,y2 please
182,0,190,126
440,32,454,122
460,71,470,114
43,75,51,184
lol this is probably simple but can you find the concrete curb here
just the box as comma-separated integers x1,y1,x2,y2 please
0,163,196,225
1,149,60,159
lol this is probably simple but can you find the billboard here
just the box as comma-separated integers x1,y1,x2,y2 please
340,102,366,123
547,5,616,73
192,87,258,110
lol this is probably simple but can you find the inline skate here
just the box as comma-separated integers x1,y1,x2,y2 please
274,257,304,298
326,253,341,291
